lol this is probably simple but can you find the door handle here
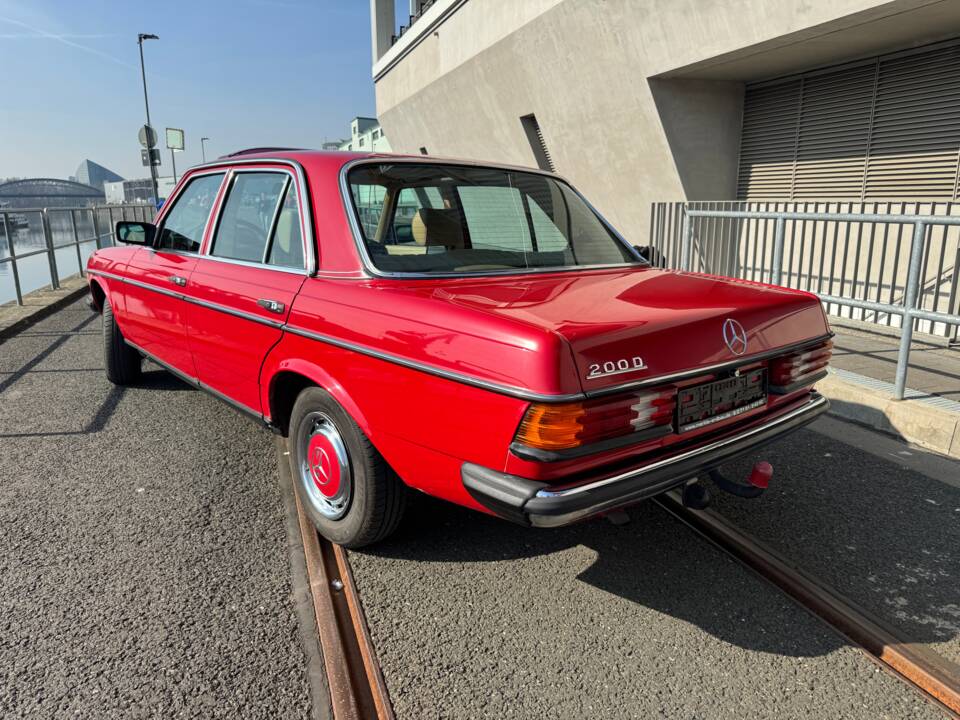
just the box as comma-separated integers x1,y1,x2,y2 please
258,298,285,314
168,275,187,287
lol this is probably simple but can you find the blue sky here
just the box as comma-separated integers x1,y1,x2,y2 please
0,0,406,180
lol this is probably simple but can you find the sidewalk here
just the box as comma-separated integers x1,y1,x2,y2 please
0,275,89,341
821,325,960,458
831,326,960,402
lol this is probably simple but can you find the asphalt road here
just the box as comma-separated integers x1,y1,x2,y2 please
0,300,314,719
349,435,957,718
713,415,960,666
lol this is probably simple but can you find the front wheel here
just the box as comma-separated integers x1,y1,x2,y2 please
102,298,141,385
289,387,406,548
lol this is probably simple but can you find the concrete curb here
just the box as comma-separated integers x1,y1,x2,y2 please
0,280,90,343
817,373,960,460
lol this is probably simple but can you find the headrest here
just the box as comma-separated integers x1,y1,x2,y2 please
274,208,299,253
411,208,466,249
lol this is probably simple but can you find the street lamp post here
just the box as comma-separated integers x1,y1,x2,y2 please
137,33,160,204
201,137,210,163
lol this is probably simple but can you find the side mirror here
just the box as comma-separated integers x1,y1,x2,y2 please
116,221,156,246
633,244,666,268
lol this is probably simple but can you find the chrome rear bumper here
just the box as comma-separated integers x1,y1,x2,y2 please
462,393,829,527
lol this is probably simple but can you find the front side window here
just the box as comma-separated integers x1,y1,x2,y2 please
157,173,224,252
211,172,289,264
347,163,637,274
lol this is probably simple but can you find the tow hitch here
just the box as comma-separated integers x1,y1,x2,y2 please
681,461,773,508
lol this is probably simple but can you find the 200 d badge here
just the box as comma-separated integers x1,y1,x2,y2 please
587,356,648,379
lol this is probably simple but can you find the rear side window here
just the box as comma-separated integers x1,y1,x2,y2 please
211,172,289,264
157,173,224,252
266,182,304,269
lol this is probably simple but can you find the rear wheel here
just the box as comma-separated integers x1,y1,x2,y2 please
102,298,141,385
289,387,406,548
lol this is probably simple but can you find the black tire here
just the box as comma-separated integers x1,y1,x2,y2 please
102,298,141,385
289,387,406,548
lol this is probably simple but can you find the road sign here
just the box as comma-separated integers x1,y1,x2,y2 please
141,148,162,167
138,124,158,149
166,127,184,151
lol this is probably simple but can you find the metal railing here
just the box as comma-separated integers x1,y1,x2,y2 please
0,204,154,306
659,204,960,400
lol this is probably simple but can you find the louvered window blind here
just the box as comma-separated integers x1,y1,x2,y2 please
737,41,960,200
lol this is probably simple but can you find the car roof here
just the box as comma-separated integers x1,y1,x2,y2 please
193,148,556,180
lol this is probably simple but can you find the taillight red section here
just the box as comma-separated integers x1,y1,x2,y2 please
515,387,677,451
769,340,833,390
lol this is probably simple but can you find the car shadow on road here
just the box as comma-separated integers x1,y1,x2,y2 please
358,436,959,660
358,494,857,658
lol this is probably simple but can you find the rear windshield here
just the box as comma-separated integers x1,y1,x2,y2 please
346,163,639,274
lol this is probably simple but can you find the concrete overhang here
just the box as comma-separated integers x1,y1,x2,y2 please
656,0,960,81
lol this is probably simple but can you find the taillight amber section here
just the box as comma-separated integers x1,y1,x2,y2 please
770,339,833,388
515,388,677,451
516,402,586,450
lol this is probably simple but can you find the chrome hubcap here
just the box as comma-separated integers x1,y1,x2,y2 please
298,412,351,520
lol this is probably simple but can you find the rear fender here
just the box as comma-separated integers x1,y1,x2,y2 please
261,354,372,436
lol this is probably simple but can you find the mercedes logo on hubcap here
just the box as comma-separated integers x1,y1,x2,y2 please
722,318,748,356
311,446,332,485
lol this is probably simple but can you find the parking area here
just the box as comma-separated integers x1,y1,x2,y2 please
1,299,956,718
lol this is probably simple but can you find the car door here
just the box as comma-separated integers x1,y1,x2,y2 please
185,168,308,412
121,172,226,376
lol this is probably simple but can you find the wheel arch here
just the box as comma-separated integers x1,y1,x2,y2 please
265,360,372,438
88,278,106,312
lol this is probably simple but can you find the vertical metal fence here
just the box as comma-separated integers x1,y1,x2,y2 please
649,201,960,399
0,204,154,306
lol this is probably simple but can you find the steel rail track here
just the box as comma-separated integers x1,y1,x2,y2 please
291,468,394,720
655,490,960,718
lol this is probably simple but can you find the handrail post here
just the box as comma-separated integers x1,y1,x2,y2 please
69,209,85,278
91,209,102,250
893,220,927,400
40,208,60,290
771,217,785,286
2,212,23,305
680,207,693,271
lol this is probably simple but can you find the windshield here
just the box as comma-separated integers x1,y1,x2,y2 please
346,163,639,274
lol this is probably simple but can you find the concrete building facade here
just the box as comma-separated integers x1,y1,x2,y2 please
369,0,960,247
330,116,392,152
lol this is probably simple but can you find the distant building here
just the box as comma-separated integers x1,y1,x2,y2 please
0,178,104,209
74,160,124,192
104,176,178,205
104,179,151,204
335,117,390,152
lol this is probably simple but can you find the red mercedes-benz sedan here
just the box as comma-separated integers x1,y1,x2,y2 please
86,150,831,547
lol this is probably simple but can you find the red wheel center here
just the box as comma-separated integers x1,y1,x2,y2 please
308,433,340,498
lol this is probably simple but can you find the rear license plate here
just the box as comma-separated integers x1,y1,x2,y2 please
677,369,767,433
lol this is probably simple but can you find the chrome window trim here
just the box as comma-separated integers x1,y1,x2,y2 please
206,168,306,273
183,158,317,274
263,175,292,264
152,169,228,256
337,157,646,280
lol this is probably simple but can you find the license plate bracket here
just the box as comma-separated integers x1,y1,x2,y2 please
677,369,767,433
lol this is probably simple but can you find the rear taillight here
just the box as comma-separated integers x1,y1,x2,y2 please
514,388,676,452
769,340,833,389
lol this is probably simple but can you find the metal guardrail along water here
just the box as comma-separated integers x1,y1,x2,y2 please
661,204,960,400
0,204,153,305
